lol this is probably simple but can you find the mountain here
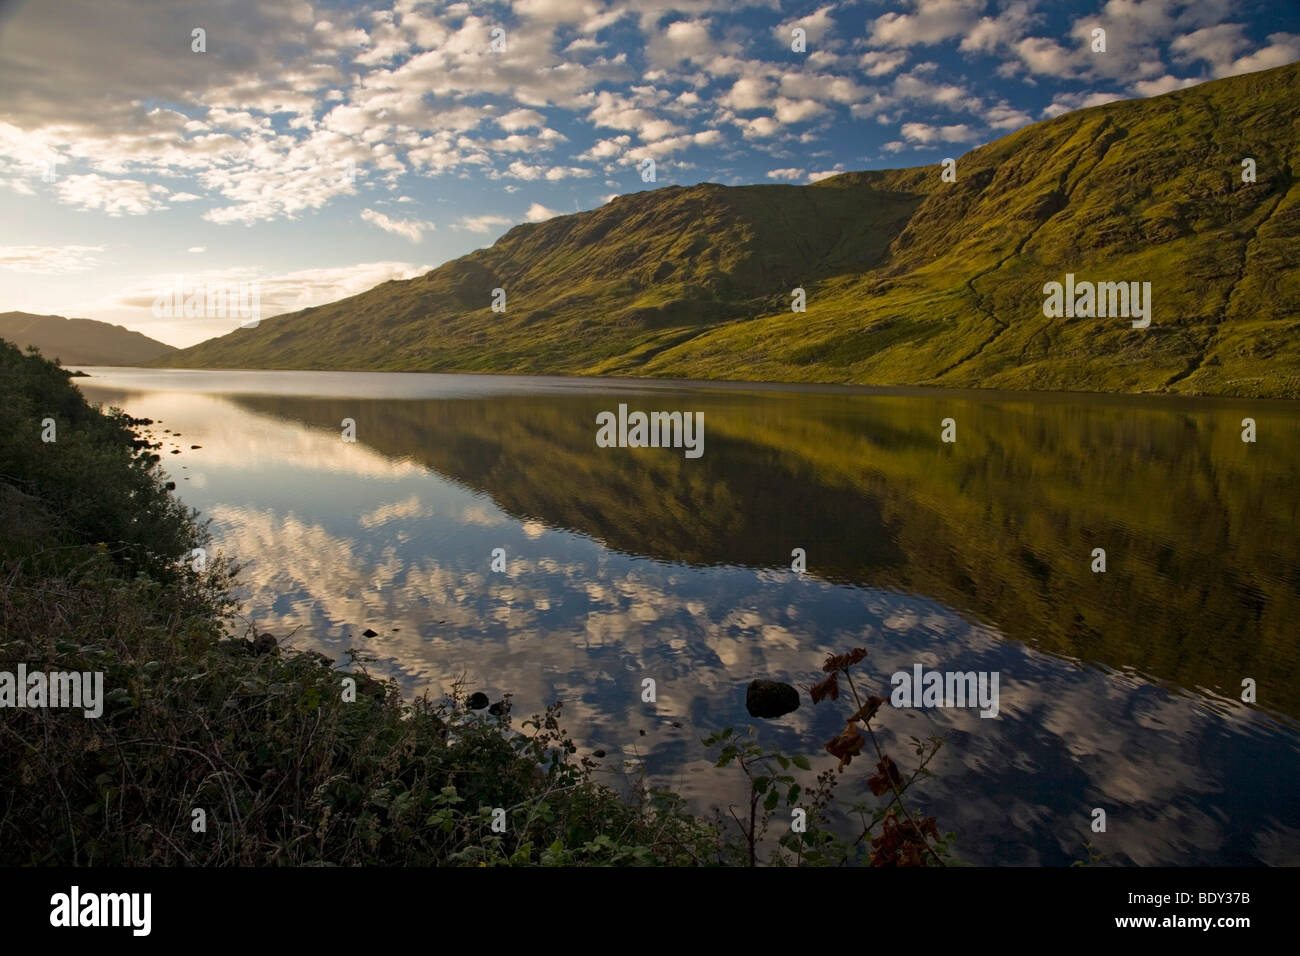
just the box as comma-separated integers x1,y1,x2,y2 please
159,62,1300,398
0,312,176,365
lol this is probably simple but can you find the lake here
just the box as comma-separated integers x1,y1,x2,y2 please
74,367,1300,865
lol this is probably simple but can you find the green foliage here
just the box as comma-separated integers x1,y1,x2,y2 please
0,342,224,588
158,63,1300,398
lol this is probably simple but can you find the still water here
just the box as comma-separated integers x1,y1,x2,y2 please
75,367,1300,865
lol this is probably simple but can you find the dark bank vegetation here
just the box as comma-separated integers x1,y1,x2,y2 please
0,342,952,865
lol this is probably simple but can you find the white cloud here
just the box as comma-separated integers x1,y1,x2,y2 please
514,0,598,25
1041,91,1127,119
890,69,982,114
578,135,631,161
0,177,35,196
773,97,830,124
720,77,772,112
525,202,559,222
734,115,781,139
1132,74,1201,96
860,50,908,76
900,122,975,144
640,117,684,141
360,208,434,242
1012,35,1080,78
1221,33,1300,76
545,165,595,180
587,90,684,141
775,6,836,46
0,0,1285,260
109,261,430,314
959,1,1037,54
55,173,168,216
766,167,806,180
0,244,104,273
456,214,513,233
495,108,545,131
624,129,723,160
101,260,431,346
483,130,567,153
984,102,1033,130
1174,26,1300,78
868,0,984,48
646,19,713,68
0,0,643,225
778,72,865,105
503,160,545,180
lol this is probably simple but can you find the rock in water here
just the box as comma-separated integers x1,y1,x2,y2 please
361,628,378,638
488,699,510,717
466,692,490,710
746,679,800,719
253,632,277,656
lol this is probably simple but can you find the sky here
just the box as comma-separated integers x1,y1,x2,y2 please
1,0,1297,347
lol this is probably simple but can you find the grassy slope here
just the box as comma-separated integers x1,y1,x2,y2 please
160,63,1300,398
0,311,177,365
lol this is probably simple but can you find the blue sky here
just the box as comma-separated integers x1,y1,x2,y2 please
1,0,1297,346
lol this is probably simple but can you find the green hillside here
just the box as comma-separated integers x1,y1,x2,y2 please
160,63,1300,398
0,311,176,365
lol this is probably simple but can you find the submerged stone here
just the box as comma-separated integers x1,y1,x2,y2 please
746,679,800,719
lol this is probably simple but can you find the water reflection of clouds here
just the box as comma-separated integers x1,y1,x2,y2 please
80,387,431,481
358,494,433,528
80,379,1300,865
207,485,1298,865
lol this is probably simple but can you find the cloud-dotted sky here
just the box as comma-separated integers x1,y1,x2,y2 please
1,0,1297,345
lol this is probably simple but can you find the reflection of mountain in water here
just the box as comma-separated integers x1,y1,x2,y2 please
229,388,1300,719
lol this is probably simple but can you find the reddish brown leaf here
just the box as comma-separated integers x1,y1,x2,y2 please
824,719,865,769
810,672,839,704
869,810,937,867
867,755,903,795
821,647,868,673
850,695,886,723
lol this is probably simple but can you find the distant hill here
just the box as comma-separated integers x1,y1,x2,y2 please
0,312,176,366
158,62,1300,398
